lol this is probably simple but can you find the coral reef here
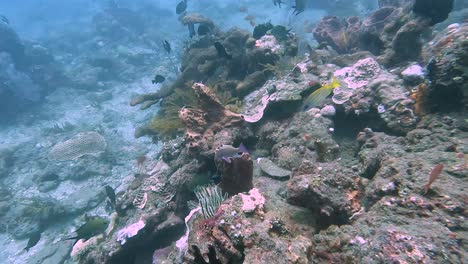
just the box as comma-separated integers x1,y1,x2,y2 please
18,4,464,264
424,23,468,112
185,188,313,264
310,116,466,263
131,21,299,140
313,0,456,66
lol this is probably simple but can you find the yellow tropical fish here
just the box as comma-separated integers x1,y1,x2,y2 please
304,77,340,108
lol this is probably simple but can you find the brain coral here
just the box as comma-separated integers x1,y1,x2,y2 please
48,132,107,161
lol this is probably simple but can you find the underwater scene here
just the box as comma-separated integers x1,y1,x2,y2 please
0,0,467,263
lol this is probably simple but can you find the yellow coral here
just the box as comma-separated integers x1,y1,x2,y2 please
210,86,243,113
149,116,184,139
148,85,199,139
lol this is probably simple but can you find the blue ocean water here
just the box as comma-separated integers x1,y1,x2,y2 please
0,1,466,263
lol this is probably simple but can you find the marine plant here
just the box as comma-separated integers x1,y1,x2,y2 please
149,116,184,139
149,85,200,139
210,86,243,113
194,185,227,219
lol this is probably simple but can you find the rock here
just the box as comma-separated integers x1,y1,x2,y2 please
30,240,74,264
152,246,174,264
185,189,312,263
425,23,468,112
313,16,362,54
413,0,454,25
333,61,421,134
401,64,425,83
0,53,42,116
0,19,25,67
38,181,60,192
287,161,360,229
275,145,303,169
61,187,105,215
378,0,413,7
235,71,266,96
117,219,146,245
320,105,336,117
334,57,381,90
315,138,340,162
238,188,265,214
2,197,66,239
257,158,292,179
383,18,429,65
359,6,402,55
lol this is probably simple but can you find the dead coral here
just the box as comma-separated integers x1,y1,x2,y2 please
130,84,175,110
179,82,245,155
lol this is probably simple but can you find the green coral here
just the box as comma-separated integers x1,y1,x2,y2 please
148,82,244,139
149,117,184,139
210,86,243,113
149,85,200,139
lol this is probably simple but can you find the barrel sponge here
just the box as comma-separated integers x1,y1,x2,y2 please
48,132,107,161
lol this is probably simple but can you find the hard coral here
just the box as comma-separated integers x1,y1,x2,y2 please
48,132,107,161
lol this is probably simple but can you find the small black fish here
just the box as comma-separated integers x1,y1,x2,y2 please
40,173,59,182
152,74,166,84
105,185,116,205
162,40,171,54
292,0,307,15
0,15,9,24
176,0,187,15
197,24,210,36
24,232,41,252
273,0,284,8
188,23,196,38
214,42,232,60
